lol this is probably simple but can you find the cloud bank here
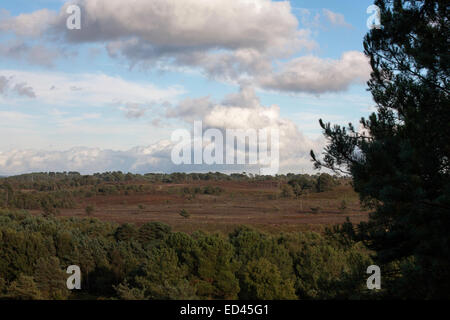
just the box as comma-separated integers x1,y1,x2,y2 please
0,0,370,94
0,85,325,175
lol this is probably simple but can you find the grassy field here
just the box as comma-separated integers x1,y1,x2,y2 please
26,179,368,234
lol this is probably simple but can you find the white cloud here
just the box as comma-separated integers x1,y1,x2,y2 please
167,85,324,170
166,96,214,122
0,1,319,84
0,37,68,67
0,9,58,37
0,69,184,107
258,51,371,94
63,0,304,53
322,9,352,28
0,110,34,122
120,102,149,119
0,141,323,176
12,82,36,98
0,86,325,175
0,76,9,94
0,2,371,94
75,0,316,79
0,75,36,98
0,146,168,175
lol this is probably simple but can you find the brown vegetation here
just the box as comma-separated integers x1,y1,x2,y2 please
27,180,368,234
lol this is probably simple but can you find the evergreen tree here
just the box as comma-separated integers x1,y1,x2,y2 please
6,275,42,300
34,257,70,300
311,0,449,298
240,258,297,300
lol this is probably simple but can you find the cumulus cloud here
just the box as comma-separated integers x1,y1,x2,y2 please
0,2,371,94
258,51,371,94
166,96,214,122
0,1,320,83
3,1,309,56
167,85,324,170
75,0,316,79
322,9,352,28
61,0,303,52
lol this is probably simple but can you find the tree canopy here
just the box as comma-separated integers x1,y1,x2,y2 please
311,0,449,298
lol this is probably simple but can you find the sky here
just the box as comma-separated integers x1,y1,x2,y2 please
0,0,377,175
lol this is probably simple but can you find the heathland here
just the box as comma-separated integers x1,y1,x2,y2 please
0,171,376,300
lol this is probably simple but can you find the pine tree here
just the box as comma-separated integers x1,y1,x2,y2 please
311,0,449,298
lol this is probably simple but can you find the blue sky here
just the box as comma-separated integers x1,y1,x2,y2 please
0,0,376,175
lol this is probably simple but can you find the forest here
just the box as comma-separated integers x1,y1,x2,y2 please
0,208,376,300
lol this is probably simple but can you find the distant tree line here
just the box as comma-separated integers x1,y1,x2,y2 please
0,171,345,190
0,172,345,212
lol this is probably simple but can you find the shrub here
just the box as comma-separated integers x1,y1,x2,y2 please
179,209,190,219
280,184,294,198
310,207,321,214
114,223,138,241
315,173,336,193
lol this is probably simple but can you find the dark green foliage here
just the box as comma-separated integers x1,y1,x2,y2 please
138,222,171,245
179,209,190,219
288,176,314,198
201,185,224,195
229,226,296,296
310,207,321,214
284,232,372,299
0,210,374,300
4,275,42,300
240,258,296,300
114,223,138,242
280,184,295,198
280,174,337,198
311,0,450,298
315,173,336,193
115,247,196,300
34,257,70,300
190,232,240,299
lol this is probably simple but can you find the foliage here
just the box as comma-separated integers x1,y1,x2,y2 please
0,210,374,300
179,209,190,219
311,0,450,298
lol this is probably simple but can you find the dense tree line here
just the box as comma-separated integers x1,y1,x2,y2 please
0,210,376,300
